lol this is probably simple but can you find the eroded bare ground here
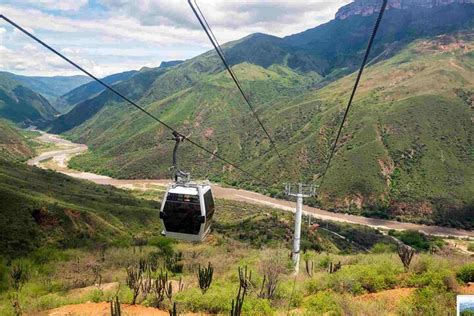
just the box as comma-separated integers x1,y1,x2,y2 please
37,302,202,316
27,131,474,239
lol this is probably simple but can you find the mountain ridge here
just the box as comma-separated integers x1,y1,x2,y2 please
5,73,92,103
53,70,138,114
336,0,474,19
0,72,58,124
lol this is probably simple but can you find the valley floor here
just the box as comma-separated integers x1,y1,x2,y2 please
28,131,474,239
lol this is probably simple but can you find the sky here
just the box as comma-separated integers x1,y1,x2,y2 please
0,0,351,77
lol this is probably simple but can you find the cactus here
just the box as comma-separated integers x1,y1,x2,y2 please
232,265,252,316
177,277,184,292
197,262,213,293
238,265,252,293
397,244,415,271
141,267,153,296
328,261,341,274
151,270,168,308
165,279,173,303
9,262,30,316
9,262,30,292
110,296,121,316
231,285,245,316
169,302,178,316
126,265,143,305
165,252,184,274
304,255,314,277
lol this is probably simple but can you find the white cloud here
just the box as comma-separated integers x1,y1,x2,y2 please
99,0,351,37
0,1,350,76
16,0,88,12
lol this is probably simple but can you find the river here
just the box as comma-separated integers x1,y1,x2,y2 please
27,131,473,239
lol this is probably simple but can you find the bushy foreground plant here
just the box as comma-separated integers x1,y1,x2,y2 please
304,291,342,315
307,256,401,295
407,256,458,291
397,286,456,315
456,263,474,283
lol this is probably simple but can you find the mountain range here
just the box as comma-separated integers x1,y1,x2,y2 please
0,72,91,103
335,0,474,19
0,72,58,124
0,1,472,228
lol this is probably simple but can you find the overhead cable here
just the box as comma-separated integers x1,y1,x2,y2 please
188,0,292,175
318,0,388,189
0,14,269,185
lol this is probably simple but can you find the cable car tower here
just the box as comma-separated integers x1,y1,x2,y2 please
285,183,316,274
159,132,215,242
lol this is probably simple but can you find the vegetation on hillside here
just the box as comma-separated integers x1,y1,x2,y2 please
0,72,58,124
0,120,35,162
0,159,160,259
66,33,473,228
54,70,137,114
0,198,471,315
8,73,92,104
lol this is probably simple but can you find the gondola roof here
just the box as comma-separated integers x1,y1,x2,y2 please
168,184,211,195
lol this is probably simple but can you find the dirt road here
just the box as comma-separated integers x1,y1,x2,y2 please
27,132,474,239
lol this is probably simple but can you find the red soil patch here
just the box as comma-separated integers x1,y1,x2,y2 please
459,282,474,295
39,302,203,316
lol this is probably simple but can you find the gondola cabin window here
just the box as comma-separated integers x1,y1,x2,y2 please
163,190,201,235
160,184,215,241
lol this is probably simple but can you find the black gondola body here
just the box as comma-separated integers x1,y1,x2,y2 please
160,182,215,241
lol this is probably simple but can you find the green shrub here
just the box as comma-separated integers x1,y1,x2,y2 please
371,243,396,254
408,257,455,290
318,256,331,269
390,230,431,251
467,243,474,252
0,258,8,292
33,293,66,311
30,247,70,265
319,258,401,295
87,288,104,303
304,291,342,315
389,230,445,252
457,263,474,283
174,284,233,313
398,287,455,316
148,236,174,256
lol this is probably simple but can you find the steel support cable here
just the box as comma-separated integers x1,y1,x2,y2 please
188,0,293,177
318,0,388,189
0,14,270,185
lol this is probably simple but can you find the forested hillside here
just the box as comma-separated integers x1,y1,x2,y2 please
1,2,469,227
0,124,160,259
0,72,58,124
63,32,473,228
10,74,91,103
53,70,137,114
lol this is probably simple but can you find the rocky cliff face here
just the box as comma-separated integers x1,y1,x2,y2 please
336,0,474,19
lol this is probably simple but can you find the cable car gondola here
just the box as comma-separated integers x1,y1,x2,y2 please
159,132,215,241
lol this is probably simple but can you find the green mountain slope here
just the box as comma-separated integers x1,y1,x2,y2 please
0,124,160,259
0,120,34,162
267,33,474,227
54,70,137,114
0,159,160,258
283,3,474,76
11,73,92,103
47,3,473,135
0,72,58,124
66,33,473,228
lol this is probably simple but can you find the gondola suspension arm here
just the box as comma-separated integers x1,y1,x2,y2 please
169,131,190,183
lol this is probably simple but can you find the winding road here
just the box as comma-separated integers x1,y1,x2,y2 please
27,132,473,239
